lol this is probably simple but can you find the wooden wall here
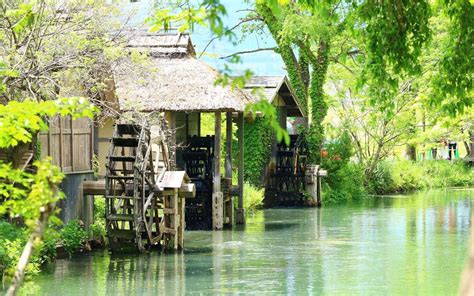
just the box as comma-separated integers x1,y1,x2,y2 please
38,116,94,173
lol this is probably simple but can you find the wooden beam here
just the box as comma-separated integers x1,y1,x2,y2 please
225,112,232,179
236,112,245,224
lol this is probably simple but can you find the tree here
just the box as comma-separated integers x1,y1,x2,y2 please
0,0,121,293
325,59,417,178
0,99,96,295
0,0,123,109
153,0,472,165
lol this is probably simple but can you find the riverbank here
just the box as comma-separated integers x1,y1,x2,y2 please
323,159,473,204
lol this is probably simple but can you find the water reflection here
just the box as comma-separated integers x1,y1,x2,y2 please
27,189,473,295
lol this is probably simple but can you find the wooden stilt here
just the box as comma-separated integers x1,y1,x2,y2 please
236,112,245,224
224,112,233,227
213,112,223,230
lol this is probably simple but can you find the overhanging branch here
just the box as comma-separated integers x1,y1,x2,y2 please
220,47,276,59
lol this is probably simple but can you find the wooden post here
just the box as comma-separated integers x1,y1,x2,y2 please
224,112,233,227
225,112,232,179
236,112,245,224
316,173,322,207
213,112,223,230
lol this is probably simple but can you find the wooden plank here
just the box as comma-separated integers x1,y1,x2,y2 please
70,116,75,171
48,119,53,157
59,117,63,169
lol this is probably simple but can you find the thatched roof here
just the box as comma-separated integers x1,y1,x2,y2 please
113,30,251,113
243,76,305,117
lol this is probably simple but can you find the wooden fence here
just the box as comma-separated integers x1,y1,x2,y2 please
38,116,94,173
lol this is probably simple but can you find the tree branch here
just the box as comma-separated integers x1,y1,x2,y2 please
198,16,263,58
219,47,276,59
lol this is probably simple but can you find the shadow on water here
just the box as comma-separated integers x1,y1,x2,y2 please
264,222,299,231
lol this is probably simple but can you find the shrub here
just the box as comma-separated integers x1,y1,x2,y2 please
323,163,367,204
60,220,88,256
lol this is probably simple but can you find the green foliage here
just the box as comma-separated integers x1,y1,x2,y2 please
60,220,88,256
357,0,431,105
91,197,106,241
243,117,272,187
0,222,24,278
430,1,474,115
245,100,289,145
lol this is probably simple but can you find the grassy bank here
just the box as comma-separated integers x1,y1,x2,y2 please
323,159,473,204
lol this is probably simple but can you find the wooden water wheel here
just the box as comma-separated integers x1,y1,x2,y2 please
105,121,161,251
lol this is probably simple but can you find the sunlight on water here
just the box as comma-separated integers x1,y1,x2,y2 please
26,189,474,295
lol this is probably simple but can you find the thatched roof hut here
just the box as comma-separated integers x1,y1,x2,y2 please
242,75,305,117
113,30,251,113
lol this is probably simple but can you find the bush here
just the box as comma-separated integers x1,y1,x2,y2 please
90,220,106,241
60,220,88,256
322,131,367,204
323,163,367,204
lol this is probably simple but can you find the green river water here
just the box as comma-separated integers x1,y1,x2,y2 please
25,189,474,295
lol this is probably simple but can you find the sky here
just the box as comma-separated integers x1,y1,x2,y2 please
122,0,286,76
